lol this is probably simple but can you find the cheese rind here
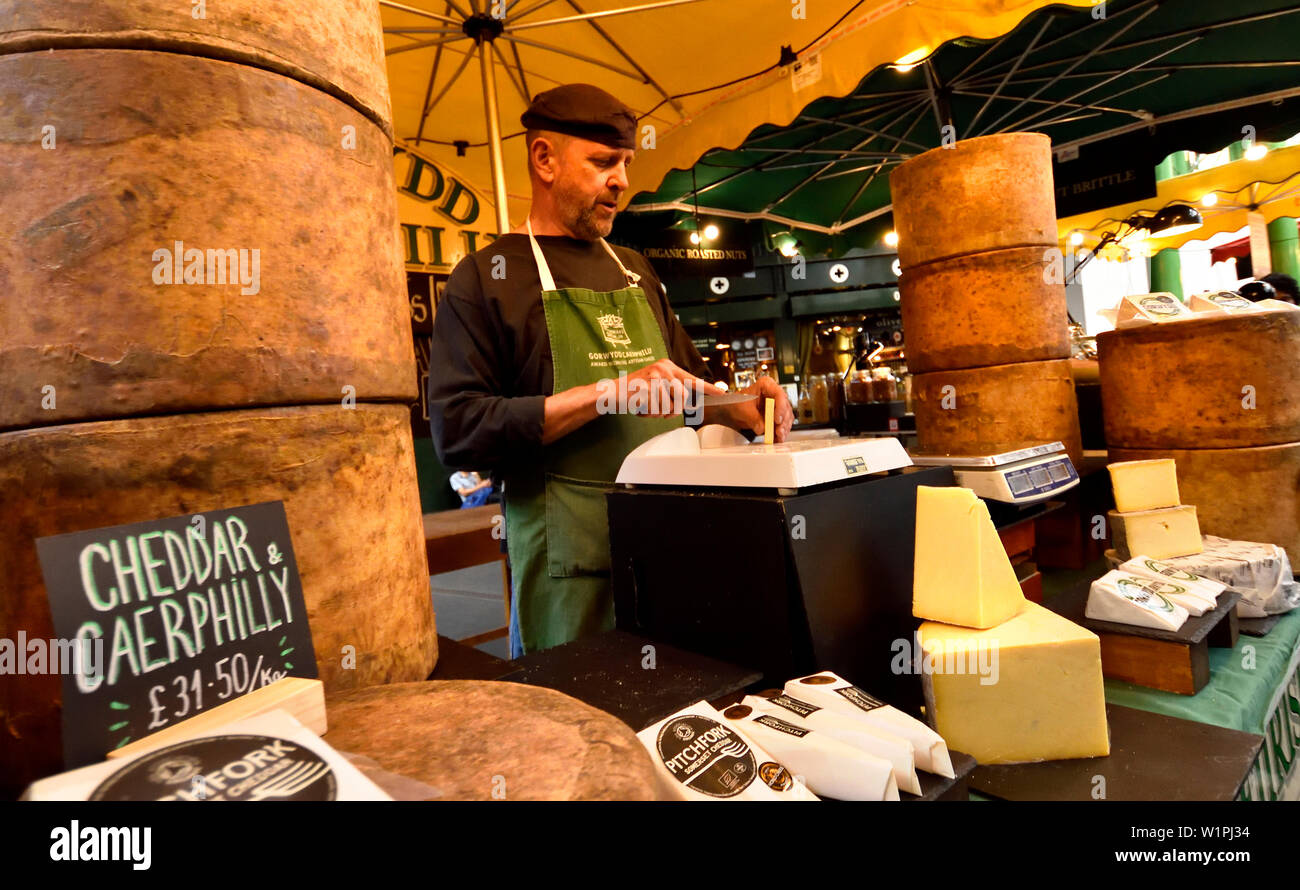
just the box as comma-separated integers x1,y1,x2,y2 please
913,486,1025,628
1108,459,1181,512
918,601,1110,764
1085,570,1190,630
1109,506,1203,560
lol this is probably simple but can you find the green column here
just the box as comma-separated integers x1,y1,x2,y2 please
1155,151,1193,181
1267,217,1299,279
1149,248,1183,300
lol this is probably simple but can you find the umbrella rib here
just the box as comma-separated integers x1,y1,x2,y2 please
492,41,531,104
1005,36,1195,133
387,35,466,56
922,59,949,135
379,0,462,25
416,2,456,144
967,14,1052,133
970,0,1159,82
384,28,464,33
422,43,481,120
505,0,709,32
509,40,531,98
510,0,567,19
562,0,686,118
442,0,473,18
501,34,643,81
745,96,919,146
834,103,929,226
977,0,1161,136
794,116,930,153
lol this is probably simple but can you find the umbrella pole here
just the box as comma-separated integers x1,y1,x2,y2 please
479,40,512,235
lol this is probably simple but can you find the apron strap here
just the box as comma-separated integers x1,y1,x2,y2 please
526,218,641,290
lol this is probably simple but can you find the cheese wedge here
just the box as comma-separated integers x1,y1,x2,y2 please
913,486,1025,628
1251,298,1300,313
918,601,1110,764
1118,555,1223,612
635,702,819,801
1189,292,1255,314
1086,570,1190,630
784,673,954,778
1116,292,1193,325
1107,459,1180,513
721,704,899,801
1108,506,1203,560
744,694,921,795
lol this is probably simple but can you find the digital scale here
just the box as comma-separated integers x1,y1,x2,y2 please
615,424,913,491
908,442,1078,505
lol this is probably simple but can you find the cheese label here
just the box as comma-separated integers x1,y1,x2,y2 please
654,715,756,798
1209,293,1254,311
834,685,886,713
767,694,821,718
754,714,811,738
1139,294,1183,317
758,762,796,791
1139,558,1202,585
1115,576,1181,614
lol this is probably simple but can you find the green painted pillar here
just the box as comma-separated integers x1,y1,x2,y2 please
1228,140,1247,162
1155,152,1193,181
1150,248,1184,300
1267,217,1300,279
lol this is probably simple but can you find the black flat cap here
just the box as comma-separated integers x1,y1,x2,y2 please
520,83,637,149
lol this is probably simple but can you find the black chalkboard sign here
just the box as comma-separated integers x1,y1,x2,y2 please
35,501,317,769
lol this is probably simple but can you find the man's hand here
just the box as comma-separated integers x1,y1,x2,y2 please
707,376,793,443
542,358,720,445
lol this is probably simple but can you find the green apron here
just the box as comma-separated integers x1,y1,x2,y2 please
504,222,680,656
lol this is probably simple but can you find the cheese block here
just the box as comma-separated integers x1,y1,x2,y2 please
746,694,921,795
918,601,1110,764
0,50,413,430
1117,555,1223,610
1110,443,1300,565
1189,292,1255,314
913,486,1025,628
1155,535,1300,618
1253,299,1300,313
912,359,1083,471
1086,570,1190,630
1108,506,1203,560
635,702,819,801
1097,310,1300,449
1115,292,1193,326
898,246,1070,373
1107,459,1181,512
784,673,954,778
0,0,394,134
890,133,1057,268
721,704,899,801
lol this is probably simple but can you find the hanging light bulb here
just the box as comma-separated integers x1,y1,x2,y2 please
883,231,900,248
1245,142,1268,161
1201,192,1219,207
1069,231,1084,246
690,231,701,245
703,223,719,241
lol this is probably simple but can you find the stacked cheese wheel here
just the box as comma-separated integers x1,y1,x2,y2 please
0,2,435,795
1099,310,1300,563
890,133,1081,469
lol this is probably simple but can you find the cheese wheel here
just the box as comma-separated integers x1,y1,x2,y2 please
0,49,413,431
0,0,392,133
0,404,437,795
1108,443,1300,566
324,682,661,801
890,133,1057,268
900,246,1070,373
912,359,1083,470
1098,310,1300,449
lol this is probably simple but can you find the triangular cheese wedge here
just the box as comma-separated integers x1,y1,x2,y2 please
1115,292,1193,326
1251,298,1300,313
1188,291,1255,314
1085,570,1189,630
913,486,1025,629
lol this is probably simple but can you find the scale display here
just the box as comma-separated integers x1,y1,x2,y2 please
910,442,1079,505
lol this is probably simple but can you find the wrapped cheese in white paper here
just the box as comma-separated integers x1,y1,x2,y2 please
1086,570,1190,630
720,703,899,801
635,702,819,801
1118,555,1222,614
744,693,921,795
1152,536,1300,617
784,673,954,778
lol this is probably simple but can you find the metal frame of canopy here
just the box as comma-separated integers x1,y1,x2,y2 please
379,0,709,234
626,0,1300,238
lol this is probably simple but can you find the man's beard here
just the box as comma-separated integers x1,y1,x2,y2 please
567,200,615,240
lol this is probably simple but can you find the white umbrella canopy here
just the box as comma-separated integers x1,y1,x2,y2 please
381,0,1086,231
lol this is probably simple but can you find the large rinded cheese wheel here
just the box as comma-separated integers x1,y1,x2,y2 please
0,49,412,430
324,681,662,801
890,133,1057,268
0,404,437,794
1098,311,1300,449
1109,443,1300,565
913,359,1083,470
0,0,392,133
900,246,1071,373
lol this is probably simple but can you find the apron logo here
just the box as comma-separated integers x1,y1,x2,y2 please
596,312,632,347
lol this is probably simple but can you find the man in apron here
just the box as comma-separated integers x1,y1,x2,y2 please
427,84,792,658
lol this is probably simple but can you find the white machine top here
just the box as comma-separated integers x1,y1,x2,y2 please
615,424,913,489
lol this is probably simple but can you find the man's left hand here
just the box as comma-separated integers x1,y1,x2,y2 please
713,376,793,443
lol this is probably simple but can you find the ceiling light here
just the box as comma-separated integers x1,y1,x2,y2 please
1245,142,1268,161
892,47,930,73
1201,192,1218,208
1069,232,1084,246
703,223,719,241
884,231,899,247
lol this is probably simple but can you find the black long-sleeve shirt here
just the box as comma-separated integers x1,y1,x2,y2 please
427,233,711,473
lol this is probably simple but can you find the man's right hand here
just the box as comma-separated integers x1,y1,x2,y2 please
598,358,720,418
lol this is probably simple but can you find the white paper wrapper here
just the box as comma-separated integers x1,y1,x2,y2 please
1086,570,1190,630
720,702,899,800
1118,555,1224,614
1111,537,1300,617
744,694,921,795
635,701,819,801
783,673,955,778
